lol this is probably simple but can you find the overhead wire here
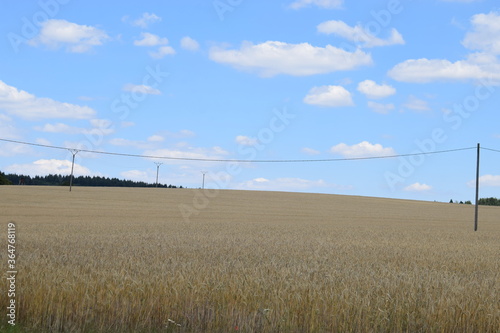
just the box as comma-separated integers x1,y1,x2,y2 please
0,138,478,163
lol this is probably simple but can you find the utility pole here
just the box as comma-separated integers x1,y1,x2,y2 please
201,171,207,189
155,162,163,188
68,149,79,192
474,143,480,231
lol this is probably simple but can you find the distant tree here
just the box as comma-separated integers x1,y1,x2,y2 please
0,171,12,185
478,197,500,206
3,172,182,188
449,199,454,203
459,201,464,204
465,200,472,205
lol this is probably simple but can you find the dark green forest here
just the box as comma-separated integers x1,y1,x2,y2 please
477,197,500,206
0,171,181,188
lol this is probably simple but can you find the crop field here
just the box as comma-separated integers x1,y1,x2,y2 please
1,186,499,332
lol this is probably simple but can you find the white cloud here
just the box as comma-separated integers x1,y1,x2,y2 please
149,46,176,59
462,12,500,55
158,130,195,139
120,170,148,181
235,135,258,146
36,138,51,145
0,142,33,157
304,85,354,107
0,80,96,120
403,95,431,111
180,36,200,51
387,58,495,83
177,130,195,138
147,135,164,142
4,159,91,176
37,123,82,134
109,138,153,150
301,147,321,155
317,20,404,48
85,119,114,136
289,0,343,10
131,12,161,28
28,19,109,53
467,174,500,187
35,119,114,136
209,41,372,77
388,12,500,84
143,146,230,164
134,32,168,46
330,141,396,158
236,177,351,192
404,182,432,192
357,80,396,99
123,84,161,95
0,114,19,139
367,101,395,114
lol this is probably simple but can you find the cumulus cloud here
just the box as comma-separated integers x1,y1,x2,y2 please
35,119,114,137
130,13,161,28
330,141,396,158
149,46,176,59
147,135,164,142
303,85,354,107
0,114,19,139
123,84,161,95
109,138,154,150
317,20,404,48
357,80,396,99
0,142,33,157
404,182,432,192
120,170,148,181
0,80,95,120
235,135,258,146
388,58,494,83
4,159,92,176
28,19,109,53
301,147,321,155
36,123,82,134
143,146,230,164
209,41,372,77
403,95,431,112
289,0,343,10
134,32,168,46
467,174,500,187
180,36,200,51
367,101,395,114
236,177,352,192
462,12,500,55
388,12,500,84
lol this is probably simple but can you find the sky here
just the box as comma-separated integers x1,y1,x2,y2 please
1,0,500,202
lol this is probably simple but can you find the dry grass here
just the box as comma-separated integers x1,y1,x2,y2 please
1,186,499,332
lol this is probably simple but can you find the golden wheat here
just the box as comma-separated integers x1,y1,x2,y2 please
1,186,499,332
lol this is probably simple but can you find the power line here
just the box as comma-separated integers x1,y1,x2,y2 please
0,138,477,163
481,147,500,154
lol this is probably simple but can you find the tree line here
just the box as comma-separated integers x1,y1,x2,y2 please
0,171,182,188
449,198,500,206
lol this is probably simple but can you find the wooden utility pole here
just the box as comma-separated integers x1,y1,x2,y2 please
69,149,79,192
474,143,480,231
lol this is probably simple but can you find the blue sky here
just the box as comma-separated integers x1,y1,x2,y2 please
1,0,500,202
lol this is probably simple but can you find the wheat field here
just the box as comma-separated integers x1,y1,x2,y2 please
1,186,499,332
